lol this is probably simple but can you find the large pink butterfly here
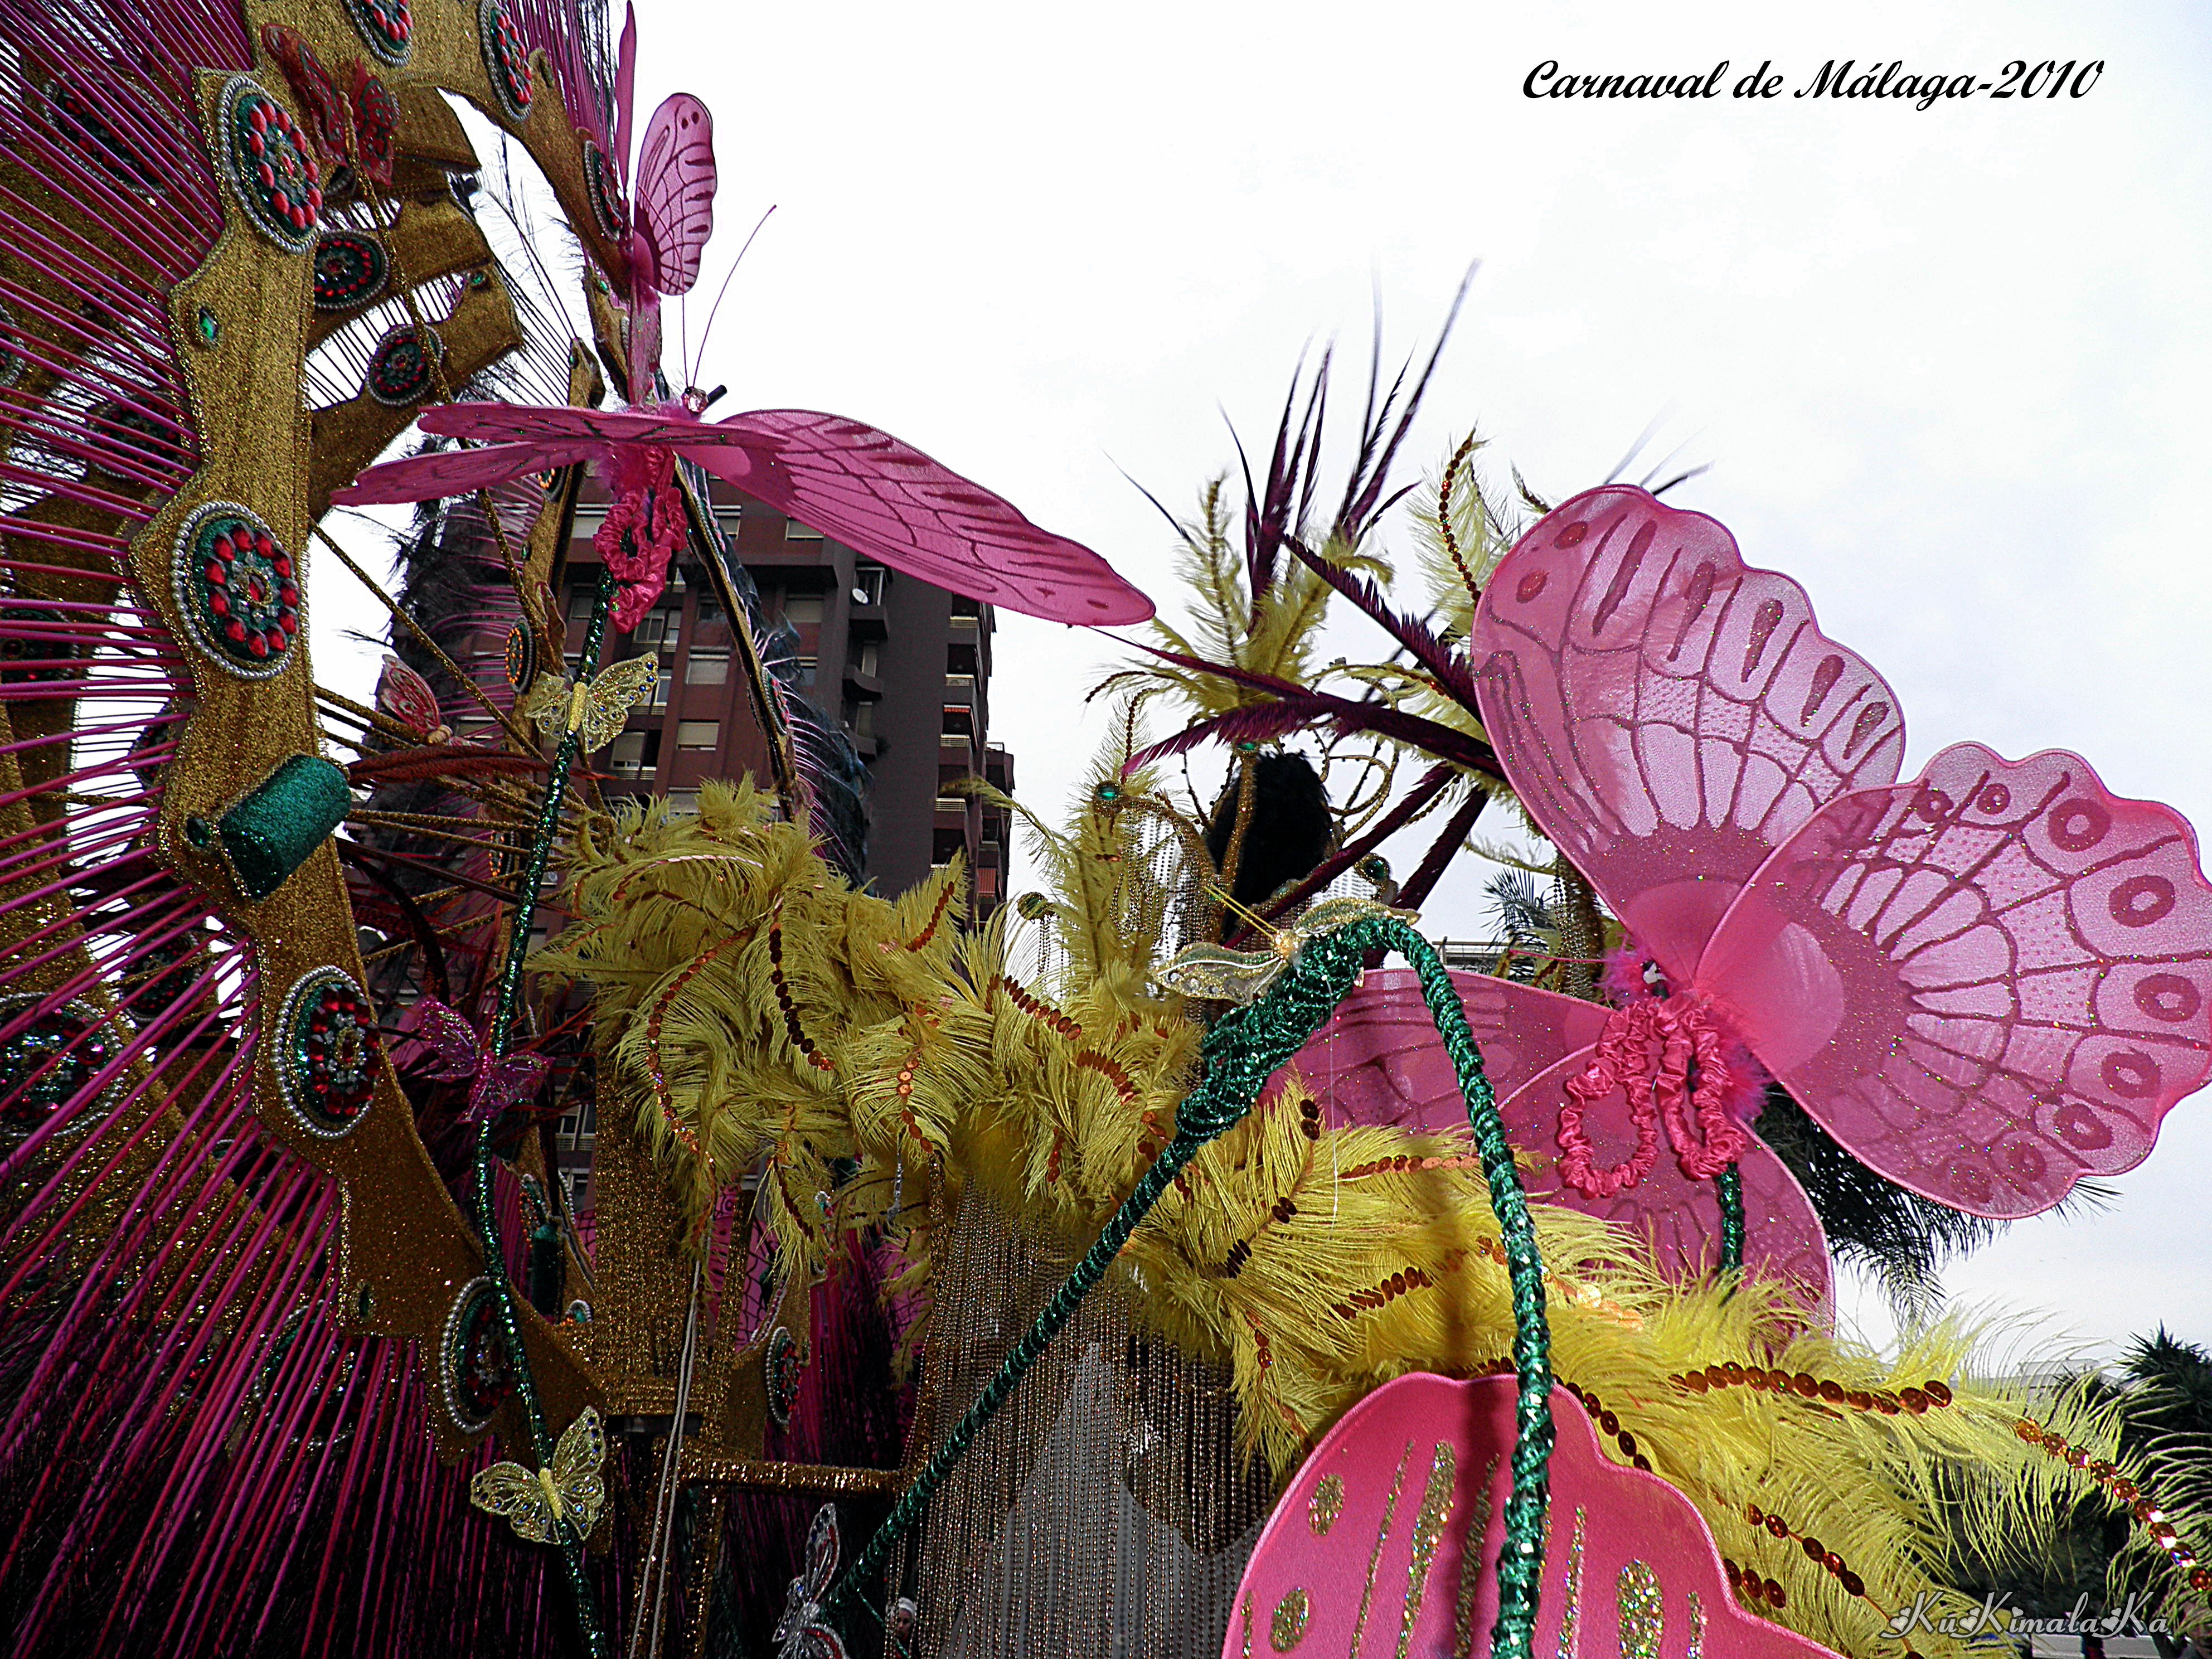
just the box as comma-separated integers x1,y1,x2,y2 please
1222,1371,1835,1659
1284,487,2212,1302
333,21,1151,631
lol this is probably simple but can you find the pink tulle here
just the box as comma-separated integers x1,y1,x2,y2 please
591,442,686,630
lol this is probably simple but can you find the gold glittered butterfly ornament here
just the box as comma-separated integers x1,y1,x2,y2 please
468,1405,608,1544
1152,893,1420,1005
516,653,659,753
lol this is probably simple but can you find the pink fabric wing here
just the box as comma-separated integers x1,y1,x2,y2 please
1498,1050,1832,1306
1278,970,1830,1304
1223,1372,1840,1659
613,2,638,185
687,409,1154,625
333,439,595,505
375,655,442,741
414,401,736,449
468,1053,547,1122
409,999,482,1080
631,92,715,298
1471,486,1906,988
1697,743,2212,1217
1278,967,1610,1129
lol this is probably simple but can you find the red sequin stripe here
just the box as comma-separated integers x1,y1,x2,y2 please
1672,1363,1954,1417
643,925,760,1156
1726,1503,1910,1645
768,919,836,1073
1559,1379,1655,1472
2016,1417,2210,1595
905,882,956,951
1000,975,1081,1039
1331,1248,1469,1318
888,1018,934,1153
1074,1050,1137,1104
1337,1149,1486,1180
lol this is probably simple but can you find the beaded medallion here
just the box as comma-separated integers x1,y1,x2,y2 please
312,231,388,311
442,1276,515,1432
765,1325,801,1428
0,995,128,1146
215,75,322,254
365,323,443,406
276,967,379,1138
478,0,535,123
580,136,627,239
0,605,85,687
503,619,539,693
86,401,187,481
170,501,302,680
44,79,157,195
341,0,412,66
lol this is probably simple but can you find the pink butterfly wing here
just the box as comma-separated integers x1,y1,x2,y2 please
1280,971,1829,1303
375,655,443,741
415,401,722,449
693,409,1154,625
1497,1050,1832,1305
1697,743,2212,1217
1279,967,1610,1129
1471,486,1907,988
334,440,595,505
409,998,482,1079
1223,1373,1838,1659
613,2,638,185
631,93,715,298
469,1053,549,1121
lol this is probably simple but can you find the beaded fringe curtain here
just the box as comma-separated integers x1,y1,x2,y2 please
889,1192,1275,1657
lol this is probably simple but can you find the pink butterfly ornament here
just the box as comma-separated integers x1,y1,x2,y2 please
1282,486,2212,1299
376,653,452,745
410,998,548,1124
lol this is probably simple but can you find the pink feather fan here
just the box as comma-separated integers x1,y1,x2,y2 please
1283,487,2212,1302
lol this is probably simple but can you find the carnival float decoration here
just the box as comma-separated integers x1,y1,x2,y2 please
0,1,2206,1657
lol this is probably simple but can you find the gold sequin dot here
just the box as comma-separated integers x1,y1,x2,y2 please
1269,1586,1310,1651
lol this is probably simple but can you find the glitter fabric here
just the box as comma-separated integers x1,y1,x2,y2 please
215,754,350,900
1555,1506,1585,1659
1615,1561,1662,1659
1308,1473,1346,1536
1348,1440,1414,1658
1268,1587,1309,1652
1399,1441,1458,1659
1684,1590,1706,1659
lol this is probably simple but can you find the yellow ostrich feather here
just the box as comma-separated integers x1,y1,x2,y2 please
536,774,2212,1658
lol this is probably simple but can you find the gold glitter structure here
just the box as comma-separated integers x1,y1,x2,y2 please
1268,1586,1311,1652
1309,1472,1346,1536
1616,1561,1663,1659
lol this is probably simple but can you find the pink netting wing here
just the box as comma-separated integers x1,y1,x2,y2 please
415,400,732,448
614,1,638,175
1472,486,1907,987
333,438,595,504
1697,743,2212,1216
1222,1372,1837,1659
688,409,1156,624
375,655,444,740
1499,1051,1832,1305
1277,967,1609,1129
631,91,714,297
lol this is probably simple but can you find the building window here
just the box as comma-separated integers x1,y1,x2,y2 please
666,789,700,814
785,594,824,625
942,706,974,736
852,565,886,606
714,506,741,535
696,589,723,625
676,720,720,750
793,657,817,687
784,517,823,541
632,607,680,648
850,699,875,737
686,651,729,685
651,668,672,708
947,642,978,677
608,730,652,778
566,585,596,630
855,642,879,678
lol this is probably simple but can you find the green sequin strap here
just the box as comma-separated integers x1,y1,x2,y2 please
1716,1163,1745,1275
823,914,1555,1659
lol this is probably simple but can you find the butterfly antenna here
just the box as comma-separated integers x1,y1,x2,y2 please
1205,884,1279,940
1636,429,1706,491
1602,406,1674,487
689,203,777,386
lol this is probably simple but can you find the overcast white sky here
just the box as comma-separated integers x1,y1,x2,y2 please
318,1,2212,1359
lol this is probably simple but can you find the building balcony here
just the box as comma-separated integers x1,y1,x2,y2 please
943,672,976,706
847,601,887,641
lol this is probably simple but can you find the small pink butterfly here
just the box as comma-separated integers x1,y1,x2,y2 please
1284,487,2212,1303
773,1504,848,1659
410,998,548,1123
375,654,452,745
334,18,1150,634
1223,1371,1837,1659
